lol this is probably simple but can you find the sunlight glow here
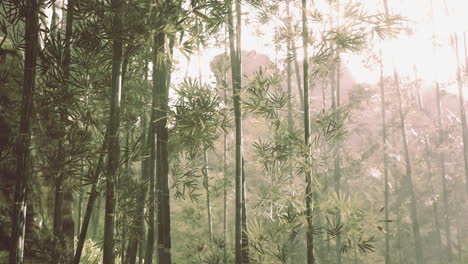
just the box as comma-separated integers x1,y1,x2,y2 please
173,0,468,94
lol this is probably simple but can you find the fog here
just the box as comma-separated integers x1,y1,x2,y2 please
0,0,467,263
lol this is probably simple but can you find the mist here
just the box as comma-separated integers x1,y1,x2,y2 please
0,0,467,263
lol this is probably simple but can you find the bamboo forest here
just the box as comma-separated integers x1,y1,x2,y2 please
1,0,468,263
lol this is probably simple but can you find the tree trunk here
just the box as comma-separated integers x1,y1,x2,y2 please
51,0,59,35
422,136,443,264
315,79,328,264
435,81,452,261
77,160,84,238
126,59,150,264
154,30,173,264
380,5,391,262
428,4,446,261
51,0,67,253
63,187,74,261
9,1,39,263
126,115,149,264
333,61,342,264
91,196,101,239
302,1,314,263
74,128,109,264
286,0,293,132
241,159,249,263
138,222,146,264
223,44,229,264
379,51,390,264
53,170,64,264
52,0,76,260
393,70,424,264
204,149,213,241
103,0,124,262
391,124,404,264
118,50,130,264
61,1,76,260
145,43,159,264
138,60,151,264
453,33,468,198
291,42,304,110
228,0,244,263
132,159,148,264
120,133,129,264
431,196,443,264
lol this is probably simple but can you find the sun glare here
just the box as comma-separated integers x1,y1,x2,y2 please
174,0,467,96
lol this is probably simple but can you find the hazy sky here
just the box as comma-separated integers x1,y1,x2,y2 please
45,1,468,90
173,0,468,90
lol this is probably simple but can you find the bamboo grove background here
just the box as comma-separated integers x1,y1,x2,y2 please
0,0,467,263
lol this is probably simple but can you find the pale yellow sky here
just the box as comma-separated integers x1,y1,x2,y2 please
174,0,468,90
45,1,468,90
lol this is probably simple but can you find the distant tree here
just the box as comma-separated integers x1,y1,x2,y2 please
227,0,246,263
102,0,124,262
393,70,424,264
301,0,313,263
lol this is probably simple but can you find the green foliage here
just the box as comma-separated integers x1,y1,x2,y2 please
246,217,299,263
171,151,203,202
2,0,467,264
78,239,102,264
183,237,226,264
169,78,224,202
244,68,288,120
172,78,224,150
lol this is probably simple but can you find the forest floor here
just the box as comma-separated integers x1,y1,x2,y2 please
0,250,49,264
